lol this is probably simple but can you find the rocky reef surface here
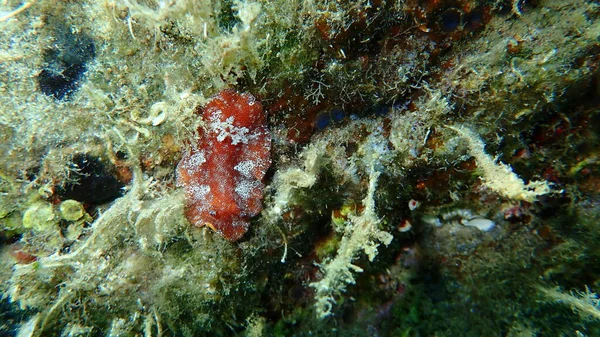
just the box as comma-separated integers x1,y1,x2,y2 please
0,0,599,336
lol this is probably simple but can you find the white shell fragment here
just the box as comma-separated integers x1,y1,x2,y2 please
408,199,420,211
463,218,495,232
130,102,168,126
397,219,412,232
149,102,168,126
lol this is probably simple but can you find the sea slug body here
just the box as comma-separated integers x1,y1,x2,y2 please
176,89,271,241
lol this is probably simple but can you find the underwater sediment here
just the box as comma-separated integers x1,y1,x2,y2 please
1,0,600,336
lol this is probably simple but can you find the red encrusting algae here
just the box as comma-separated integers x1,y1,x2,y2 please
176,89,271,241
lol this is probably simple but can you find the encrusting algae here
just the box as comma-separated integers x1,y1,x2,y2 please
1,0,600,336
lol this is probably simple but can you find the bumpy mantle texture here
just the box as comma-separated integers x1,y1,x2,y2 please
176,89,271,241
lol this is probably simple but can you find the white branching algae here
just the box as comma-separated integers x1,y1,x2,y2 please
5,164,222,337
310,166,393,318
267,117,398,318
447,124,552,202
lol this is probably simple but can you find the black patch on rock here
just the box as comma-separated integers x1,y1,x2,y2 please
37,23,96,100
57,154,124,204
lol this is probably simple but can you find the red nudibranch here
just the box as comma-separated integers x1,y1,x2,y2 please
176,89,271,241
